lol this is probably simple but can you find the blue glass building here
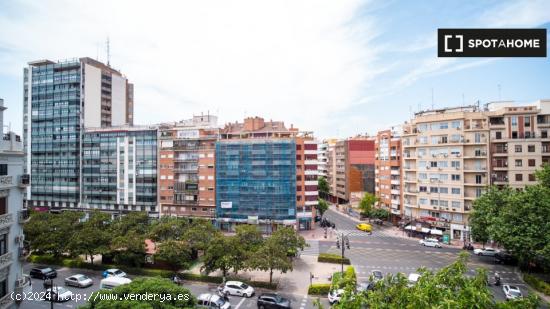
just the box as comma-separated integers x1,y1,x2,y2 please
215,140,296,232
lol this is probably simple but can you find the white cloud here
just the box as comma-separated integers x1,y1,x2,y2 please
0,0,382,137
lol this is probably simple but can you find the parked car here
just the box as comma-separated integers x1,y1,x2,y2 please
502,285,522,301
30,267,57,280
474,247,498,256
371,270,383,282
328,288,345,305
373,219,384,226
494,252,517,265
197,293,231,309
218,281,255,298
65,274,93,288
44,286,73,302
100,277,132,289
102,268,127,278
356,223,372,233
419,238,442,248
257,293,291,309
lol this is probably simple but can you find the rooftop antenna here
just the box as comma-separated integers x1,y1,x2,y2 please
106,37,111,66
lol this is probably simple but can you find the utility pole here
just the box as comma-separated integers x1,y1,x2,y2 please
336,233,350,273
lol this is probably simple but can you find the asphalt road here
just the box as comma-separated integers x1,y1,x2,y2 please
317,208,536,303
19,263,329,309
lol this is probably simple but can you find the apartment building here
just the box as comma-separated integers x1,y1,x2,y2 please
402,106,489,240
317,141,328,178
23,58,133,210
330,137,376,205
81,126,158,217
216,117,317,232
158,115,219,218
374,127,402,224
0,99,32,308
486,100,550,188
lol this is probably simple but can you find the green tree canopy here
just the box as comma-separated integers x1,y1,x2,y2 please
24,211,83,257
318,176,330,197
249,233,293,284
155,240,193,272
82,277,196,309
201,235,241,279
183,219,220,259
111,230,147,267
358,192,377,218
235,224,264,251
68,210,111,264
149,216,189,242
316,198,329,217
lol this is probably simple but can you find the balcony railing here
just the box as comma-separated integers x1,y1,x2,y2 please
0,252,12,268
0,175,13,188
0,213,13,229
15,275,32,298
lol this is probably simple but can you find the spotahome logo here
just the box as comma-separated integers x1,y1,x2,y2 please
438,28,546,57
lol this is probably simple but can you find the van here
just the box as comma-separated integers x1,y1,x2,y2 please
100,277,132,289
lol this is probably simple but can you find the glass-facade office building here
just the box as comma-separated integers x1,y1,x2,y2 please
81,128,158,216
216,140,296,232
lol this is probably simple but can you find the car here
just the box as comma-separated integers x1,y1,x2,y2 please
356,223,372,233
328,288,345,305
100,277,132,289
30,267,57,280
65,274,93,288
419,238,442,248
257,293,291,309
44,286,73,302
502,285,522,301
473,247,498,256
408,273,420,286
102,268,127,278
494,252,517,265
218,281,255,298
356,281,375,293
197,293,231,309
371,270,383,282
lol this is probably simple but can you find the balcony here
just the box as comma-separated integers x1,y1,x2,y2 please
0,251,12,268
18,209,30,224
390,170,400,176
391,189,400,195
0,213,14,229
0,175,13,189
15,275,32,297
18,174,30,188
390,180,400,185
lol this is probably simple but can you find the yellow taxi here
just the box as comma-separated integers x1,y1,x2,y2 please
356,223,372,232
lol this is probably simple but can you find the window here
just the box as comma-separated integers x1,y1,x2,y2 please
451,174,460,181
451,161,460,168
524,116,531,127
495,131,502,139
419,186,427,192
0,198,5,215
451,121,461,129
515,159,522,167
419,198,428,205
430,187,438,193
475,174,482,184
0,164,6,176
439,187,448,194
452,188,461,194
515,145,522,153
430,199,438,206
528,145,535,152
452,201,461,208
511,116,518,126
515,174,523,181
542,130,548,138
529,174,536,181
528,159,536,167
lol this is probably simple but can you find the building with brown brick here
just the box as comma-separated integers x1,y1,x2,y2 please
374,126,402,224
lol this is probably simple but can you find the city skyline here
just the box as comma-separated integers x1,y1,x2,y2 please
1,0,550,139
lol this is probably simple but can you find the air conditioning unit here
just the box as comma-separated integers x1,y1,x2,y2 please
432,154,437,157
456,167,460,170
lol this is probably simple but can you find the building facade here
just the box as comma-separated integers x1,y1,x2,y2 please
0,99,31,309
330,138,376,205
317,141,328,178
81,126,158,217
216,117,317,231
402,106,489,240
23,58,133,211
374,127,402,224
486,100,550,188
158,115,219,218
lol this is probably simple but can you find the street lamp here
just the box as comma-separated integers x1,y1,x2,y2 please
336,233,351,273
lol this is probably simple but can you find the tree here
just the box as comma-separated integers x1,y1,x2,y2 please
183,219,220,259
535,163,550,188
270,226,306,257
68,210,111,264
111,230,147,267
370,208,390,220
316,198,329,217
235,224,264,251
249,235,293,285
149,216,189,242
201,235,239,280
110,211,150,237
82,277,196,309
155,240,192,272
358,193,377,219
325,253,540,309
24,211,83,257
469,186,513,246
318,176,330,199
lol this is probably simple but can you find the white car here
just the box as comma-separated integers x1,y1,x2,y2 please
473,247,498,256
218,281,255,298
419,238,442,248
103,268,127,278
502,285,522,301
65,274,93,288
197,293,231,309
328,288,344,305
408,273,421,286
45,286,73,302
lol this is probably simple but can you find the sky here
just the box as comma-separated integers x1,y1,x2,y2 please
0,0,549,139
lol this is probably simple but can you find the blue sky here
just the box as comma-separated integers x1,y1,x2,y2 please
1,0,549,138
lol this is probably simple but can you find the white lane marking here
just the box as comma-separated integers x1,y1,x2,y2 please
235,297,246,309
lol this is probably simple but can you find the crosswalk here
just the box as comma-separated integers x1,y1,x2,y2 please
301,240,320,256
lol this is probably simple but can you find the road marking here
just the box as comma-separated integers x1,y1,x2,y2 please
235,297,246,309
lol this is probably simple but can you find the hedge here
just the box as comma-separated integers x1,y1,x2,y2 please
318,253,350,265
308,283,331,295
177,273,278,290
523,273,550,296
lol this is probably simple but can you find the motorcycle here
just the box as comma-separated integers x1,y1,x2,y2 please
462,243,474,250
